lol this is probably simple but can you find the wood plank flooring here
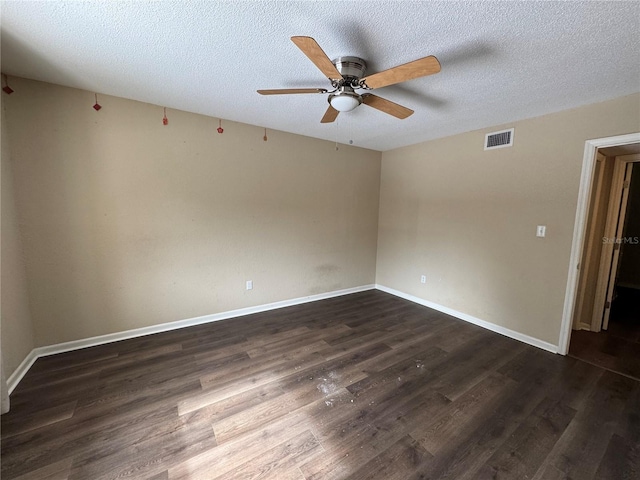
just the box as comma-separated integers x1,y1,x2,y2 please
2,290,638,479
569,286,640,380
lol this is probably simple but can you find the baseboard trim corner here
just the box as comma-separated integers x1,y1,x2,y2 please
7,349,38,395
375,284,559,354
7,284,376,394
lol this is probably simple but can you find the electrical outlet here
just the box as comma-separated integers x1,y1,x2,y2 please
246,280,253,290
420,275,427,284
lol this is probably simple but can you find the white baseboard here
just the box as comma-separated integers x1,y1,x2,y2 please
7,282,560,394
6,350,38,395
375,284,559,354
7,284,375,394
577,322,591,331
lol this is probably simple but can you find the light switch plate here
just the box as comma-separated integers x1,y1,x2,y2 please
536,225,546,238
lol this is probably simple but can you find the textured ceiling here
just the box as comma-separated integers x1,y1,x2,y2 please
1,1,639,151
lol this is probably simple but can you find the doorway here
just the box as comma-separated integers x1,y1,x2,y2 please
568,145,640,379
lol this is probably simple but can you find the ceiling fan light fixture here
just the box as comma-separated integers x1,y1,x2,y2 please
329,91,362,112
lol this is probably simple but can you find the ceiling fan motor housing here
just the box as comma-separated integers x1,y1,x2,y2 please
332,56,367,83
328,57,367,112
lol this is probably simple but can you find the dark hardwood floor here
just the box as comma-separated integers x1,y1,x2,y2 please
569,286,640,380
2,290,638,479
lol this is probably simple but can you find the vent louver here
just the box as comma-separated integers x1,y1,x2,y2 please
484,128,514,150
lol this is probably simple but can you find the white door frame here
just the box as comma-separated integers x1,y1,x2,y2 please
558,132,640,355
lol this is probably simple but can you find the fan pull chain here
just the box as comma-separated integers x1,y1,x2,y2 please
349,116,354,145
217,119,224,134
263,128,268,142
162,107,168,125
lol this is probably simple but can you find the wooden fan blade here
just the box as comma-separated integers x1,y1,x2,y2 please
257,88,327,95
321,104,339,123
291,36,343,81
361,56,441,89
361,94,414,119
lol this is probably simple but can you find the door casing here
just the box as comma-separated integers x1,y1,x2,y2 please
558,133,640,355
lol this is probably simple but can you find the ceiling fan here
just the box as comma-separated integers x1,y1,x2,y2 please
258,36,441,123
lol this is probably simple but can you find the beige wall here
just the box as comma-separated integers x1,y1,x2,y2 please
1,98,35,374
4,78,381,347
377,93,640,346
4,74,640,368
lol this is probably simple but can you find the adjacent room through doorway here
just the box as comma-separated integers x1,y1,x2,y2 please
570,146,640,379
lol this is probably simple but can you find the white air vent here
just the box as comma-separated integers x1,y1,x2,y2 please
484,128,514,150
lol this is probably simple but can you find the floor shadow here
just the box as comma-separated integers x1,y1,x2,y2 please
569,287,640,380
